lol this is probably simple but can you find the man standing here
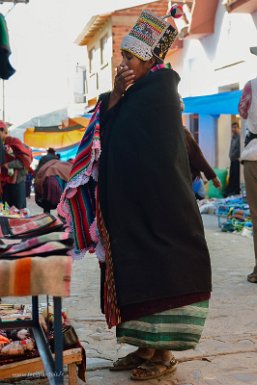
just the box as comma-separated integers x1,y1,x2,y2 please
239,46,257,283
225,122,241,196
0,121,32,209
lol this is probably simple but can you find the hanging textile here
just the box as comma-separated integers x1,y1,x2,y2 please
0,13,15,80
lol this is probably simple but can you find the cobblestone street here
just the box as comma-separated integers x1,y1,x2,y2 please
1,198,257,384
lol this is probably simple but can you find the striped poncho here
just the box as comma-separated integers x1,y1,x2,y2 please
57,106,104,260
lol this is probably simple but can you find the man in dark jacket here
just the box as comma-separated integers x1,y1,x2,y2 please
225,122,241,196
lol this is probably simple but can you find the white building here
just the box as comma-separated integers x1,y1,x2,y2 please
168,0,257,171
76,0,257,175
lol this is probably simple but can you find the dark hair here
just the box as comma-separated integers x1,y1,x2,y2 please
47,147,55,154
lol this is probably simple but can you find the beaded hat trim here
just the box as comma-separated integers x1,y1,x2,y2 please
120,10,178,62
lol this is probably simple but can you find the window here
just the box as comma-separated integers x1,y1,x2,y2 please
100,34,108,65
190,114,199,143
89,47,97,73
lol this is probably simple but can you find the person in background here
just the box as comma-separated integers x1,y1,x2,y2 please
224,122,241,196
0,121,32,209
35,158,72,213
59,6,211,381
35,147,59,174
25,166,34,198
180,97,221,199
239,46,257,283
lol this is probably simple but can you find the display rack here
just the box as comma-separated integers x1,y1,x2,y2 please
1,296,64,385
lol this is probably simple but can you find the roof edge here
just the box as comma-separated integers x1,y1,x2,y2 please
75,13,112,46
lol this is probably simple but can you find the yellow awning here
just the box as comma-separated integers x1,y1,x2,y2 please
24,127,86,149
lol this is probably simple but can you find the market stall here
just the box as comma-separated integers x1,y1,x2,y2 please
0,214,86,384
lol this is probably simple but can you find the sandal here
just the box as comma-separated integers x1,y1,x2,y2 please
247,272,257,283
110,352,146,371
130,357,177,381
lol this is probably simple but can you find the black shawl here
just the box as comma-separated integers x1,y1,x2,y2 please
99,68,211,308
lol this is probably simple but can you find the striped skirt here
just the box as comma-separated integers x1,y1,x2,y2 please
116,300,209,350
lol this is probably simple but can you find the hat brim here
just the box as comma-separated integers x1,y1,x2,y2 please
250,47,257,56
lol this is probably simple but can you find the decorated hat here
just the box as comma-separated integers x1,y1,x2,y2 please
120,4,183,62
250,47,257,56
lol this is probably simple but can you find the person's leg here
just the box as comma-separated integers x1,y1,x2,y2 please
226,160,240,195
2,183,11,206
12,181,26,209
232,160,240,194
244,161,257,282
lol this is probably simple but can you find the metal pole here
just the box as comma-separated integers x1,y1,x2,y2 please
0,1,29,3
2,80,5,121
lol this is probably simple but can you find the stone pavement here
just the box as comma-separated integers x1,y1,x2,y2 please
1,197,257,384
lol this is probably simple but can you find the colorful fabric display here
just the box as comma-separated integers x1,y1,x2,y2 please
0,241,70,259
0,232,73,257
0,213,64,238
0,255,71,297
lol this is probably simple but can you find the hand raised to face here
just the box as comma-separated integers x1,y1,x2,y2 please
114,65,136,96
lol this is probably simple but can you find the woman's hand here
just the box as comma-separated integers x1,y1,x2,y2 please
108,65,135,109
212,176,222,188
114,65,135,96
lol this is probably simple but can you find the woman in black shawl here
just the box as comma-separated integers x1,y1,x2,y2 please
60,6,212,381
98,8,212,381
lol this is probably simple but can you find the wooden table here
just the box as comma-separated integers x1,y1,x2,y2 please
0,347,83,385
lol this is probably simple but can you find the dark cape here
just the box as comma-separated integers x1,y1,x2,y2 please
99,68,211,308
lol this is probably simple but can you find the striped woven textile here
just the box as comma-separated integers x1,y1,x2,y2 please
116,300,209,350
57,106,101,258
0,214,63,238
0,232,72,256
0,255,72,297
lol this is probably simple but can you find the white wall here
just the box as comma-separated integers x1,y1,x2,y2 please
85,19,113,102
169,4,257,170
174,6,257,96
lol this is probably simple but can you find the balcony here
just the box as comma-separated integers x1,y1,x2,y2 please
223,0,257,13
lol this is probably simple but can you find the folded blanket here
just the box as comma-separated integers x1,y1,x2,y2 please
0,232,73,257
0,255,71,297
0,214,64,238
0,241,70,259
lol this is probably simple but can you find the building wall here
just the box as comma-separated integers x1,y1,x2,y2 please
167,3,257,174
84,19,113,103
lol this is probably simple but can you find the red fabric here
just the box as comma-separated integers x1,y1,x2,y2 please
239,80,252,119
5,137,32,169
0,120,6,129
1,137,32,185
